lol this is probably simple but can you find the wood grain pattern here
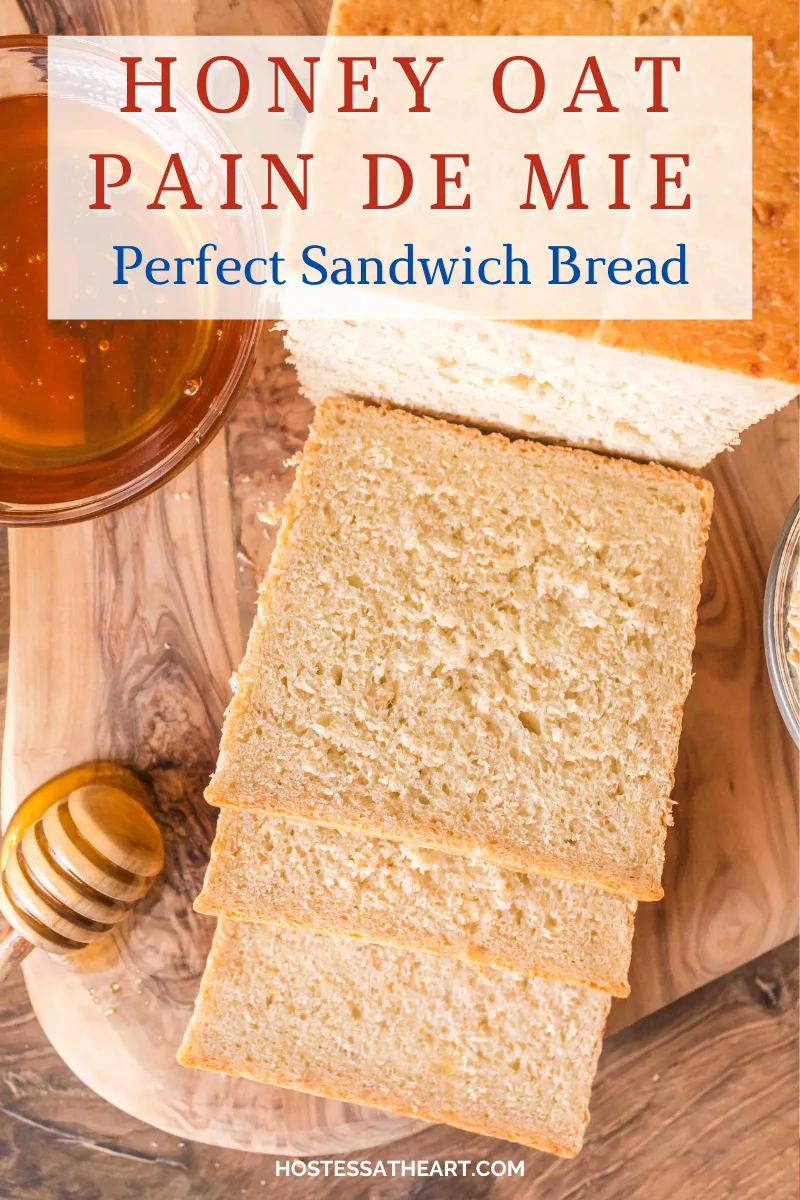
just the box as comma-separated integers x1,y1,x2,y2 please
6,332,793,1148
1,0,798,1166
0,0,415,1157
1,428,416,1153
612,400,799,1029
0,937,795,1198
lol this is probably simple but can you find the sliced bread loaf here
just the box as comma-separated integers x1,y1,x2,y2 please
283,319,796,469
196,811,637,994
206,396,712,899
178,920,611,1156
282,0,799,468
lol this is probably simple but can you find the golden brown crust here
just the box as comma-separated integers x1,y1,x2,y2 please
196,808,636,993
328,0,799,385
176,1047,583,1157
193,896,633,996
311,395,718,499
209,792,665,899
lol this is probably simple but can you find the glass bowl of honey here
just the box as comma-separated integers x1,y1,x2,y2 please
0,36,261,525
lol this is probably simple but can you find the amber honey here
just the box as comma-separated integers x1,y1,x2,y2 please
0,91,255,520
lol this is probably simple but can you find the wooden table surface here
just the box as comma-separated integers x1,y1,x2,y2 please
0,359,797,1200
0,354,797,1200
0,874,795,1199
1,500,799,1197
0,506,798,1200
0,0,798,1193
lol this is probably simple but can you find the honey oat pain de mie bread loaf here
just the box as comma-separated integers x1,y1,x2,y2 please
178,921,611,1155
206,397,713,899
196,811,637,995
282,0,799,468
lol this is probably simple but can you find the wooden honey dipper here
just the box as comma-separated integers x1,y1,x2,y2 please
0,783,164,982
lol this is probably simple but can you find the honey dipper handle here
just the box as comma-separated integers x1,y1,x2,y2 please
0,926,31,984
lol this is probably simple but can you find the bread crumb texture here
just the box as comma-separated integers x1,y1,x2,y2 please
283,319,796,469
197,811,636,995
207,398,712,899
178,921,611,1156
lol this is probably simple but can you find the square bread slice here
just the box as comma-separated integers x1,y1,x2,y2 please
178,921,611,1156
196,810,636,996
206,396,713,899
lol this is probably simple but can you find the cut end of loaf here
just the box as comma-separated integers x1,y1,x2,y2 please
281,320,796,469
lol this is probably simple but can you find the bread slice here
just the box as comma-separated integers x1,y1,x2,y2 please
178,920,611,1156
196,810,637,995
206,396,712,899
283,319,796,469
282,0,799,469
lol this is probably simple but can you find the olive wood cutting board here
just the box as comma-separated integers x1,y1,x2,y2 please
0,411,420,1154
1,325,797,1153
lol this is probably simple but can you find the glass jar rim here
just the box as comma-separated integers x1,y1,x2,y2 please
764,497,800,747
